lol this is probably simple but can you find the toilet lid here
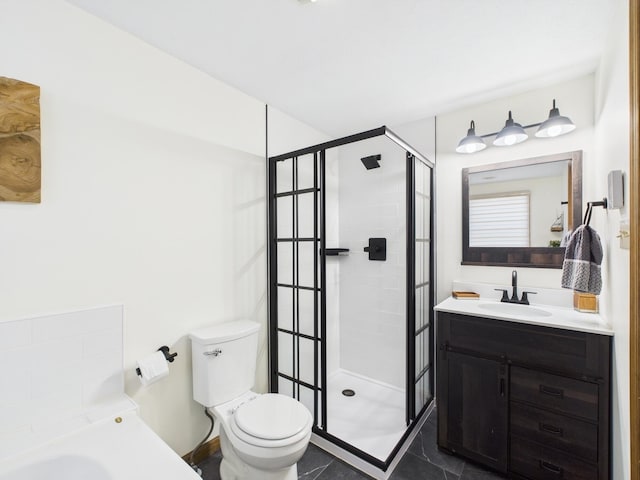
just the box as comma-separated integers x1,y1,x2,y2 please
233,394,310,440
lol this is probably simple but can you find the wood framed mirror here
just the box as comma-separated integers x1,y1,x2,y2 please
462,150,582,268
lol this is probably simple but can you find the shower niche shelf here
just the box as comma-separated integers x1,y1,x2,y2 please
322,248,350,256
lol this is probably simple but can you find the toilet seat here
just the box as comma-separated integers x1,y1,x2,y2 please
230,394,312,448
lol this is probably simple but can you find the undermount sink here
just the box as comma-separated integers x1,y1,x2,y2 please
478,302,552,317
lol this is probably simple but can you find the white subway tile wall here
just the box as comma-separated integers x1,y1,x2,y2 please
0,305,123,453
336,137,407,388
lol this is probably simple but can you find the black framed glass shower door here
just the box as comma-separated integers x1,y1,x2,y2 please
408,152,434,421
268,150,326,430
268,127,434,471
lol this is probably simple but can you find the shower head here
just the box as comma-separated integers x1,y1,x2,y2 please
361,154,381,170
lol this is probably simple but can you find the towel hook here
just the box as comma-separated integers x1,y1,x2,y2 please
583,197,608,226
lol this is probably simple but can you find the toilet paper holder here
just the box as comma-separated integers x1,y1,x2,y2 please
135,345,177,377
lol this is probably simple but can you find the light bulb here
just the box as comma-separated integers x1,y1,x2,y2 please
548,126,563,137
504,135,517,146
466,143,484,153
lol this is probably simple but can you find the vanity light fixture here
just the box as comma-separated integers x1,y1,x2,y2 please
456,99,576,154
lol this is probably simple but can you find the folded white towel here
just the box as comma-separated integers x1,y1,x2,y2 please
561,225,603,294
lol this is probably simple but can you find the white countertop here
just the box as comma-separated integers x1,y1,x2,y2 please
435,296,613,336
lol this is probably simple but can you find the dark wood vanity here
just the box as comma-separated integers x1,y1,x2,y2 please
436,311,611,480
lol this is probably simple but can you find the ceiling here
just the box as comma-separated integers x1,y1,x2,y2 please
66,0,612,137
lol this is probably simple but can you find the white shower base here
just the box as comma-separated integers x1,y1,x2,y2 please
326,369,406,461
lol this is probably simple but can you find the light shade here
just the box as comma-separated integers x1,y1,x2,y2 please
535,99,576,138
493,111,528,147
456,120,487,154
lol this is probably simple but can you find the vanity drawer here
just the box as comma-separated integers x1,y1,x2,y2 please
439,312,609,379
511,437,597,480
511,402,597,461
511,367,598,421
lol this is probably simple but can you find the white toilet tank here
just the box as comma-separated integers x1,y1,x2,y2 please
190,320,260,407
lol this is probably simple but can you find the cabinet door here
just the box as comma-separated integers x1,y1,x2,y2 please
442,351,508,472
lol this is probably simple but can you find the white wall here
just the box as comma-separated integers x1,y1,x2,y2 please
0,0,325,457
325,150,342,383
435,74,595,302
267,106,330,157
593,0,631,478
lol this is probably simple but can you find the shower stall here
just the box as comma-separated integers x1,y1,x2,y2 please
267,126,434,473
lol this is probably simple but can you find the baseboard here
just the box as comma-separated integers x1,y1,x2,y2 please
182,436,220,465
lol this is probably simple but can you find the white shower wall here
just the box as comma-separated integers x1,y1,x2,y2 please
334,137,407,389
324,150,342,380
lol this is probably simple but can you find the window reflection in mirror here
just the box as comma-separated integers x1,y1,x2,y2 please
468,160,570,248
462,151,582,268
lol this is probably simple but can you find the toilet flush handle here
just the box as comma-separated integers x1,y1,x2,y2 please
203,349,223,357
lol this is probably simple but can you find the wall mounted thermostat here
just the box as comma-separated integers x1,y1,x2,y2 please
607,170,624,209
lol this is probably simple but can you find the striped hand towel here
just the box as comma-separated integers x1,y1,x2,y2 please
561,225,603,295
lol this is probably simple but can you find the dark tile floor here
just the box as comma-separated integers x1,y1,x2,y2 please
198,410,504,480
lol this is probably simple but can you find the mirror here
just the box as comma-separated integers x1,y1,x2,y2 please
462,150,582,268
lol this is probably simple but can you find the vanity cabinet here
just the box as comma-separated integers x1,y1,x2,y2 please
437,312,611,480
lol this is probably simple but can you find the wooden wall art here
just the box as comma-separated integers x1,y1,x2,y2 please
0,77,41,203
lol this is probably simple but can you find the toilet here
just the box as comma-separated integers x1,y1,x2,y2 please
190,320,313,480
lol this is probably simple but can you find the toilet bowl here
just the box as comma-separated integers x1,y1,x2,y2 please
211,392,313,480
189,320,313,480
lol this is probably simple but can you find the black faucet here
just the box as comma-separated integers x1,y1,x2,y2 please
495,270,536,305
